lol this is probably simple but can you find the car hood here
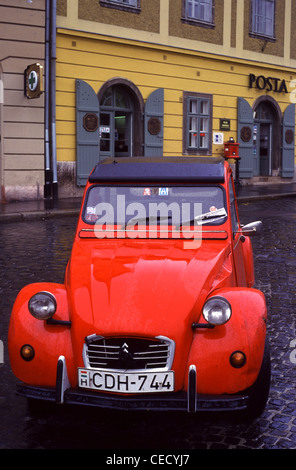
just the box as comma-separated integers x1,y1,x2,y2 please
67,238,232,339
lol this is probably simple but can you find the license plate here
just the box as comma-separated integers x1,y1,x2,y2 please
78,368,174,394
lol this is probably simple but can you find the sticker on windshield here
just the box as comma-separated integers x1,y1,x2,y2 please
87,206,97,215
159,188,169,196
85,206,99,222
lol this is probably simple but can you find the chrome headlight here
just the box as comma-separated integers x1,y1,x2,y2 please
203,296,231,326
28,292,57,320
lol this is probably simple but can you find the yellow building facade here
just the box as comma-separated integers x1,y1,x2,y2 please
55,0,296,197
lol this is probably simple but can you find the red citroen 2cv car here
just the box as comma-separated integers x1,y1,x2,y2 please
8,157,270,418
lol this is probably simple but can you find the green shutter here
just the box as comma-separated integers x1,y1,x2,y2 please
237,97,254,178
144,88,164,157
76,79,100,186
282,103,295,178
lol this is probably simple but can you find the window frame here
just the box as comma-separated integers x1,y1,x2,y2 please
183,91,213,156
182,0,215,29
82,183,228,230
100,0,141,14
250,0,276,41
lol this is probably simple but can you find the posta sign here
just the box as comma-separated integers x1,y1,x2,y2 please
249,73,288,94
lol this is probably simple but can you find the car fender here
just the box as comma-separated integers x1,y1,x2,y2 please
241,235,255,287
8,283,75,387
186,287,267,395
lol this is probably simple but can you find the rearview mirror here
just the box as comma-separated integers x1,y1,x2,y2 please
240,221,263,237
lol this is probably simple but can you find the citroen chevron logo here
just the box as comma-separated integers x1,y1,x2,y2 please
121,342,130,359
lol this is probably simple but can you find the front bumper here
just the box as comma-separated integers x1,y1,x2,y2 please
17,383,248,412
16,356,249,413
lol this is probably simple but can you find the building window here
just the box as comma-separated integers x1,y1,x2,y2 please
251,0,275,39
183,92,212,155
100,0,141,14
182,0,214,27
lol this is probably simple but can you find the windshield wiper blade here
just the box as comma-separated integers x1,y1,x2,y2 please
175,207,227,229
195,207,227,223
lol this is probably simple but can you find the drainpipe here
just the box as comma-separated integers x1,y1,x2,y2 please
44,0,58,200
44,0,51,198
50,0,58,200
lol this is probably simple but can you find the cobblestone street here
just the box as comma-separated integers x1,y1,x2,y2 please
1,196,296,449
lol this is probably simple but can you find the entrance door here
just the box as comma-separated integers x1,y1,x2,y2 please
99,110,132,158
254,101,274,177
100,86,133,159
115,111,132,157
259,123,272,176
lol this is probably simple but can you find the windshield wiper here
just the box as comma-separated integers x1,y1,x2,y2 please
175,207,227,229
195,207,227,224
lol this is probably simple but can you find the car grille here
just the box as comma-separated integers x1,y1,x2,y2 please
83,335,175,371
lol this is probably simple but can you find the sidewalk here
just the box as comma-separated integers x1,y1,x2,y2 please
0,197,82,222
235,181,296,202
1,183,296,222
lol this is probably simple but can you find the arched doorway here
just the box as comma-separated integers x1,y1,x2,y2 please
253,97,282,177
98,79,144,158
75,79,164,185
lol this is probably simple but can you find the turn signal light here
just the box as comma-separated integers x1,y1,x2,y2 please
20,344,35,362
230,351,246,368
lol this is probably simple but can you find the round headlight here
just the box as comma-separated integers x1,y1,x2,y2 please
28,292,57,320
203,296,231,326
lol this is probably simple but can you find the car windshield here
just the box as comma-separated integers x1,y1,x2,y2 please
83,185,227,231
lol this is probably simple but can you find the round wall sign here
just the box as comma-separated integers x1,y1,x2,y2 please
24,63,43,99
83,113,99,132
285,129,294,145
148,117,161,135
240,126,252,142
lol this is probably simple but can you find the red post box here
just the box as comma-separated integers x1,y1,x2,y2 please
224,139,241,185
224,141,240,159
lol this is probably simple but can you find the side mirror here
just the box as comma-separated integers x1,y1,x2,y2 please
240,221,263,237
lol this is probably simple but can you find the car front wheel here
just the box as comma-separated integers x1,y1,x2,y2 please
242,336,271,420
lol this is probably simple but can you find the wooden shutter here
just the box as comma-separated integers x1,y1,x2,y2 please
144,88,164,157
237,97,254,178
282,103,295,178
76,79,100,186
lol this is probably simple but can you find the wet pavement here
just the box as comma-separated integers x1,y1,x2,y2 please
1,189,296,450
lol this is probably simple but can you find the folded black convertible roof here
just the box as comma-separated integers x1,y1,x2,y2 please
88,157,225,183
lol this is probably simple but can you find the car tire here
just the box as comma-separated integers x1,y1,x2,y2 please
242,335,271,420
